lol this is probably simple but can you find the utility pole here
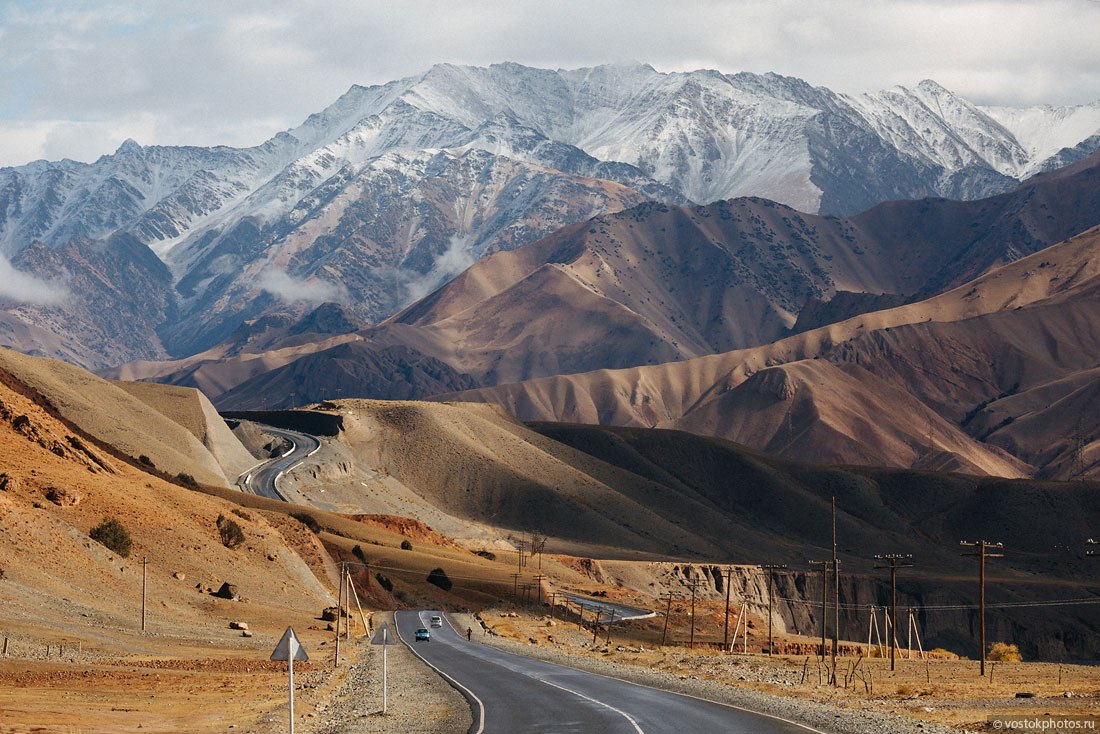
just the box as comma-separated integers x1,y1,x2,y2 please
723,567,734,650
141,556,147,633
686,580,700,649
873,554,914,670
831,496,840,684
960,540,1004,676
760,564,788,655
511,573,521,602
808,560,829,659
334,561,344,666
660,593,676,647
534,575,545,606
515,540,527,571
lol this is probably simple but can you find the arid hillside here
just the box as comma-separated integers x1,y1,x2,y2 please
0,364,337,654
0,347,252,487
441,223,1100,478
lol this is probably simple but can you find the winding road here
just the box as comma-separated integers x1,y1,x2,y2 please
236,430,819,731
394,610,820,734
238,425,320,502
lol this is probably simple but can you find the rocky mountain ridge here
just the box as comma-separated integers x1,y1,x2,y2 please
2,62,1098,365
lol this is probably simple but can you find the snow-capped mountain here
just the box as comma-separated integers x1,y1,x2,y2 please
0,62,1097,366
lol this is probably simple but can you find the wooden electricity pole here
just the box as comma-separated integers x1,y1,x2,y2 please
335,562,344,666
534,575,545,606
831,497,840,685
760,564,788,655
660,593,676,647
687,580,700,649
960,540,1004,676
141,556,147,633
873,554,913,670
723,567,734,650
808,560,828,659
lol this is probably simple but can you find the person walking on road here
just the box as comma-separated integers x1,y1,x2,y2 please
466,627,472,641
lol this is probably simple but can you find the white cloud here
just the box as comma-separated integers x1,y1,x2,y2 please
402,235,478,305
257,269,346,305
1,0,1099,166
0,254,67,305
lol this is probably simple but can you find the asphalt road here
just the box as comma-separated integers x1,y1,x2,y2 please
394,610,819,734
239,425,320,502
560,592,655,624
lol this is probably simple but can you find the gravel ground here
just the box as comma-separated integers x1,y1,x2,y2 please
449,612,957,734
248,612,471,734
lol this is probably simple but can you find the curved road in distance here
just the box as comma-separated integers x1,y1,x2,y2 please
239,425,320,502
394,610,819,734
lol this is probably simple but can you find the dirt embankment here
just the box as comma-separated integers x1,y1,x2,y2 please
343,514,468,551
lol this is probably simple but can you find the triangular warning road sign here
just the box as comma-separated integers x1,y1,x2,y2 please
370,621,397,645
271,626,309,661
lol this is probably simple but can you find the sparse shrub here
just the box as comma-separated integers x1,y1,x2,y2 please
177,473,198,488
137,454,154,468
231,508,251,521
217,514,245,549
930,648,955,656
895,684,914,697
375,573,393,592
988,642,1022,662
400,539,413,551
426,567,452,591
90,517,132,557
292,512,321,533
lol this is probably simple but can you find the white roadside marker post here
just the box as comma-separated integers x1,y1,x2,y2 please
271,627,309,734
370,621,397,714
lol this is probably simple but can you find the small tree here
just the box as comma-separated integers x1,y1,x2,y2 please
426,567,452,591
217,514,245,549
177,473,198,488
400,539,413,551
90,517,132,557
988,642,1022,662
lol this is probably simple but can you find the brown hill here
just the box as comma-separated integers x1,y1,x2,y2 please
0,366,337,654
439,224,1100,477
215,341,479,410
0,347,248,487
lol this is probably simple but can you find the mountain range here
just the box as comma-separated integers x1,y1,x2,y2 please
2,62,1099,367
107,149,1100,480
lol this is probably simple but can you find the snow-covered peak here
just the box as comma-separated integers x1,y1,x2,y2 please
982,101,1100,175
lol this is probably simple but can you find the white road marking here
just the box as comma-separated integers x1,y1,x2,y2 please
398,612,486,734
535,657,829,734
427,611,643,733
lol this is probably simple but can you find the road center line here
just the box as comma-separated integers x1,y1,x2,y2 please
429,612,644,734
400,611,486,734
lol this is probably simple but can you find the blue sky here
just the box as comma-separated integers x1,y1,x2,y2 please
1,0,1098,166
